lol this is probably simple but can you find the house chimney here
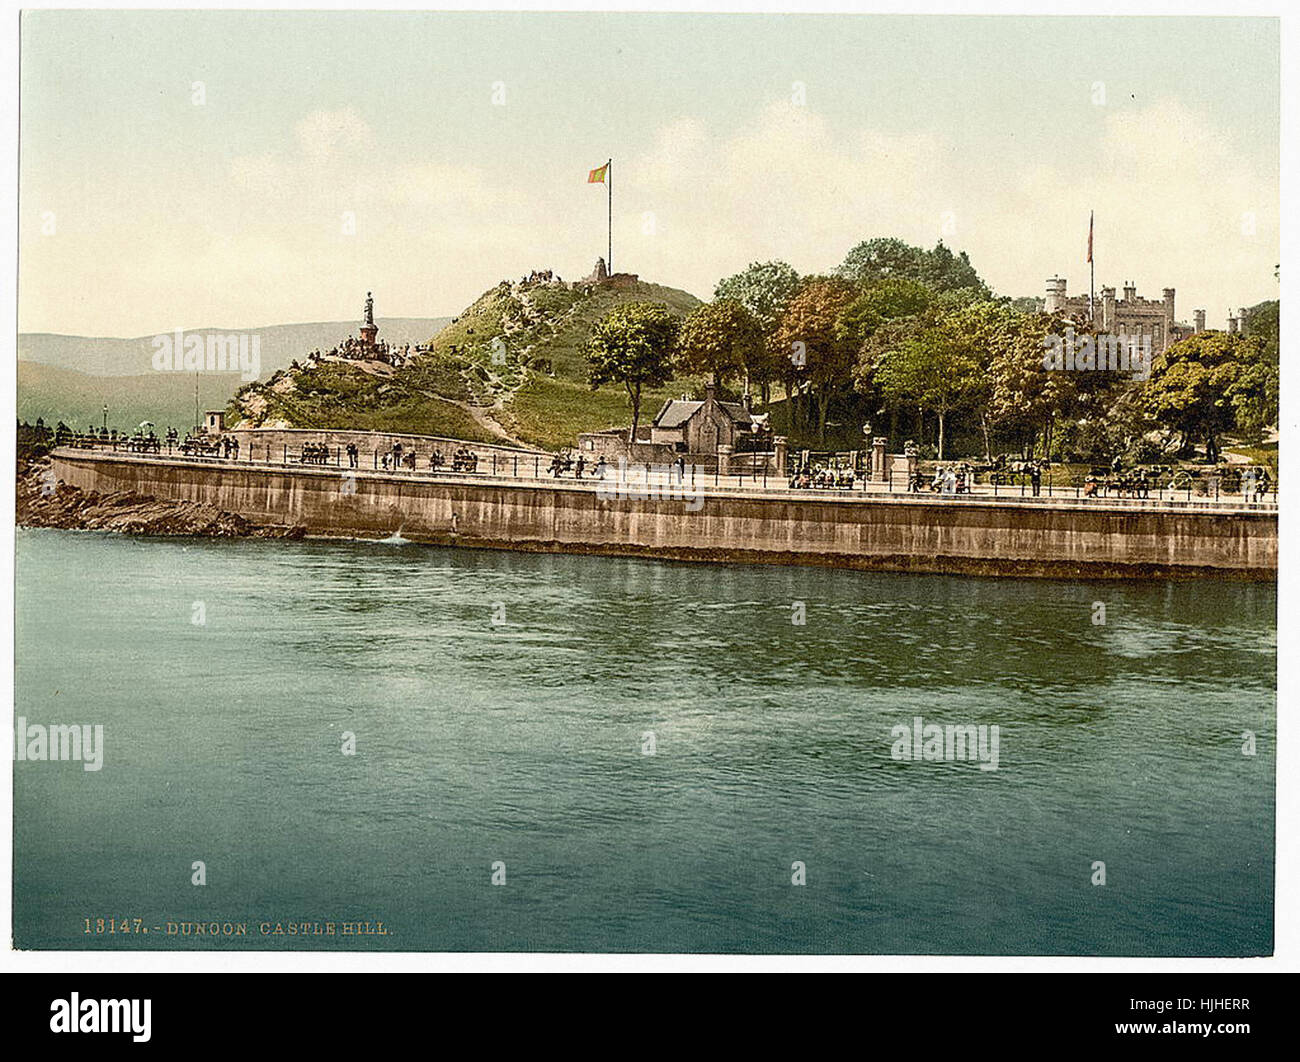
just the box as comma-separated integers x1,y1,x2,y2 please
742,391,753,414
1194,309,1206,333
704,382,716,403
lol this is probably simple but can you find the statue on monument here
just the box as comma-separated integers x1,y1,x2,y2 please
364,291,375,327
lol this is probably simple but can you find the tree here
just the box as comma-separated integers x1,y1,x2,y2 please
713,260,801,336
836,277,934,349
983,308,1076,460
775,276,859,441
675,299,764,389
586,302,679,443
869,298,990,460
1143,331,1262,463
835,237,989,296
714,261,801,404
835,238,924,284
919,242,987,294
1231,301,1280,440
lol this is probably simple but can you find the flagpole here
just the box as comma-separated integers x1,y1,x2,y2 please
607,158,612,274
1089,210,1095,325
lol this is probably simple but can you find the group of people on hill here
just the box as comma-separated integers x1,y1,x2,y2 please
521,269,560,285
308,336,425,369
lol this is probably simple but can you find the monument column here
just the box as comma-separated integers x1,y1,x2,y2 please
360,291,378,347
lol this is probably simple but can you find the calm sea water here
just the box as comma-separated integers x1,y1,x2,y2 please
13,528,1275,954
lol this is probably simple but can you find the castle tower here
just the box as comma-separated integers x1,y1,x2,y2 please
1194,309,1206,333
1238,308,1249,337
1122,281,1136,303
1227,310,1238,335
1101,286,1117,332
1044,277,1067,314
360,291,378,347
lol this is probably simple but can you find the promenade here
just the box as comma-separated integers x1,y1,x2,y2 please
52,436,1279,517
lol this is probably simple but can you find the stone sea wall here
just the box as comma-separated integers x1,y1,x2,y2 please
49,450,1277,579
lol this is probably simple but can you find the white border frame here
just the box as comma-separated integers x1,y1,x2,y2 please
1,0,1293,974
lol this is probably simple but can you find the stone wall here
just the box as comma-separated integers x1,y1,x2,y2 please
50,450,1277,579
225,427,548,467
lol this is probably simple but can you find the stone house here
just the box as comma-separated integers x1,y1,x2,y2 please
649,384,758,453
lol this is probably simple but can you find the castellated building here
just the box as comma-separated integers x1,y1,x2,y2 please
1043,277,1211,354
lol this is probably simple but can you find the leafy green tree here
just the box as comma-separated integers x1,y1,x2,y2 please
919,242,987,294
675,299,765,389
775,276,860,441
713,261,802,336
586,302,680,443
835,277,934,348
869,299,991,460
1143,331,1263,462
1231,301,1280,440
835,238,924,284
714,261,801,405
983,308,1077,460
836,237,988,295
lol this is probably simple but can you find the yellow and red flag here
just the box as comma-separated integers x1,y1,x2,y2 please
588,162,609,184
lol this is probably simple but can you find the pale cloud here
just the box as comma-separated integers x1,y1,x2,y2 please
294,107,373,160
19,97,1277,336
625,96,1276,327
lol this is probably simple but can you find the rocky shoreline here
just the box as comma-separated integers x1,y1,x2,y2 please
16,457,304,539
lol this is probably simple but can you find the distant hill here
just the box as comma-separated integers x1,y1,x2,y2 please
18,362,246,435
228,275,705,450
18,318,451,378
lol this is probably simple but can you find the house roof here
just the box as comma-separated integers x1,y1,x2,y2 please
654,400,704,429
653,397,753,429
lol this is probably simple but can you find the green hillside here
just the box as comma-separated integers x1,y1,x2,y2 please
18,362,243,435
227,274,705,450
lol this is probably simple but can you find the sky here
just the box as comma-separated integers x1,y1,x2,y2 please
18,11,1280,336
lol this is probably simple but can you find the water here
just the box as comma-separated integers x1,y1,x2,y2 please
13,528,1275,954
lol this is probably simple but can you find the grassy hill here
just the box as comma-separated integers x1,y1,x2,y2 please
225,354,499,443
227,275,705,450
18,362,245,435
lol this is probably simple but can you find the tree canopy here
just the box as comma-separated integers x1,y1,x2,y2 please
675,299,765,389
586,302,680,442
835,237,989,296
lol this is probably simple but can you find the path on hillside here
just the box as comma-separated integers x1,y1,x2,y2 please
432,391,532,450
